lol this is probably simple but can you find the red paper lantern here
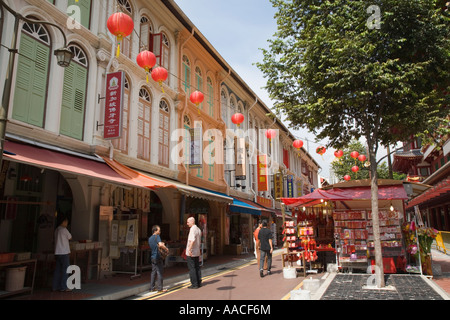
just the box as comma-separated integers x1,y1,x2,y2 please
344,175,351,181
107,12,134,57
350,151,359,159
351,166,360,173
358,154,367,162
151,67,168,93
231,113,245,127
190,91,205,107
316,146,326,156
136,50,156,83
334,150,344,158
265,129,277,140
293,140,304,149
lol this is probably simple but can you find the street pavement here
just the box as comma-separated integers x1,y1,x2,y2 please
8,248,450,301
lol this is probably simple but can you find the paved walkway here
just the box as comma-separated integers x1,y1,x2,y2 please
6,249,450,300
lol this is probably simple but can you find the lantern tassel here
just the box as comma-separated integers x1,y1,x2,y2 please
116,42,121,58
159,81,165,94
146,73,149,83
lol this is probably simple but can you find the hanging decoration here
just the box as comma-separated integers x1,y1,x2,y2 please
190,91,205,114
334,150,344,159
107,12,134,58
316,146,326,156
136,50,156,83
344,175,351,181
358,154,367,162
231,113,245,127
265,129,277,141
151,67,168,93
350,151,359,160
351,166,360,173
293,140,304,150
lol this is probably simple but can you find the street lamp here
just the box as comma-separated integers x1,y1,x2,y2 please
0,0,73,170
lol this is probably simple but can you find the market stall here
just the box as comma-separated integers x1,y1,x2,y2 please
282,179,418,274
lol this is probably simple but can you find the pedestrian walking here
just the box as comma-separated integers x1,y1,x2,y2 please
148,225,168,293
186,217,202,289
52,215,72,292
254,221,268,271
257,221,273,277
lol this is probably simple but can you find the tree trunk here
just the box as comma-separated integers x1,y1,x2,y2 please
369,149,385,288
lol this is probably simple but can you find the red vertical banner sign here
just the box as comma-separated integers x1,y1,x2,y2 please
257,154,268,192
104,71,124,140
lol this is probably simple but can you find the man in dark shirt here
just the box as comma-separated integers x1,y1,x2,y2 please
257,221,273,277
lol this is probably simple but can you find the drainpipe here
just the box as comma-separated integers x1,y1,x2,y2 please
180,28,195,185
218,70,231,195
247,98,258,202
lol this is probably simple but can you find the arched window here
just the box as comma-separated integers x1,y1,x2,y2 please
60,44,88,140
137,88,152,161
158,100,170,167
207,77,214,117
112,76,130,154
182,55,191,94
13,20,51,128
151,32,170,78
195,66,203,110
117,0,133,58
139,16,152,51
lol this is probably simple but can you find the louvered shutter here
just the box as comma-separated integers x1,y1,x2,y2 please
60,62,87,140
13,33,49,128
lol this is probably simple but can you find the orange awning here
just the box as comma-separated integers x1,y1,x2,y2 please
101,156,175,190
3,140,164,190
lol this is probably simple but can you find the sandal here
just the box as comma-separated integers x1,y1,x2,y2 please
157,289,168,293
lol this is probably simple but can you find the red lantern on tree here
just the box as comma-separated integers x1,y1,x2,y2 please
334,150,344,159
107,12,134,58
265,129,277,141
316,146,326,156
350,151,359,159
151,67,168,93
351,166,360,173
231,113,245,127
344,175,351,181
136,50,156,83
358,154,367,162
293,140,304,150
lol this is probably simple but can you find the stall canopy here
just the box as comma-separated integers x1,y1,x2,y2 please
282,184,408,208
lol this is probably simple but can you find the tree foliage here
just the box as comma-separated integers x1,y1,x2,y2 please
258,0,449,151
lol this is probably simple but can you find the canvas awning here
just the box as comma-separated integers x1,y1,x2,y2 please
2,140,161,190
406,178,450,209
102,157,233,204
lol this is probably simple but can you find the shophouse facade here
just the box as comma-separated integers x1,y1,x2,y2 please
0,0,319,287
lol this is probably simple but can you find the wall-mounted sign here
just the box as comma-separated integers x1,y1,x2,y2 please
104,71,124,140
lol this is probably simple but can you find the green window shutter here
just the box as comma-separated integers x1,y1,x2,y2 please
47,0,55,4
207,83,214,117
13,33,49,128
67,0,91,29
60,62,87,140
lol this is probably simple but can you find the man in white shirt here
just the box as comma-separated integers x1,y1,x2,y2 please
186,217,202,289
52,216,72,292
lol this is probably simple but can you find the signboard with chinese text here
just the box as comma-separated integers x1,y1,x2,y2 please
257,154,268,191
287,175,294,198
274,172,283,199
104,71,124,140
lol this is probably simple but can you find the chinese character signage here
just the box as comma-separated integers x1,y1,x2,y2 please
274,172,283,199
287,175,294,198
104,71,124,140
257,154,268,192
